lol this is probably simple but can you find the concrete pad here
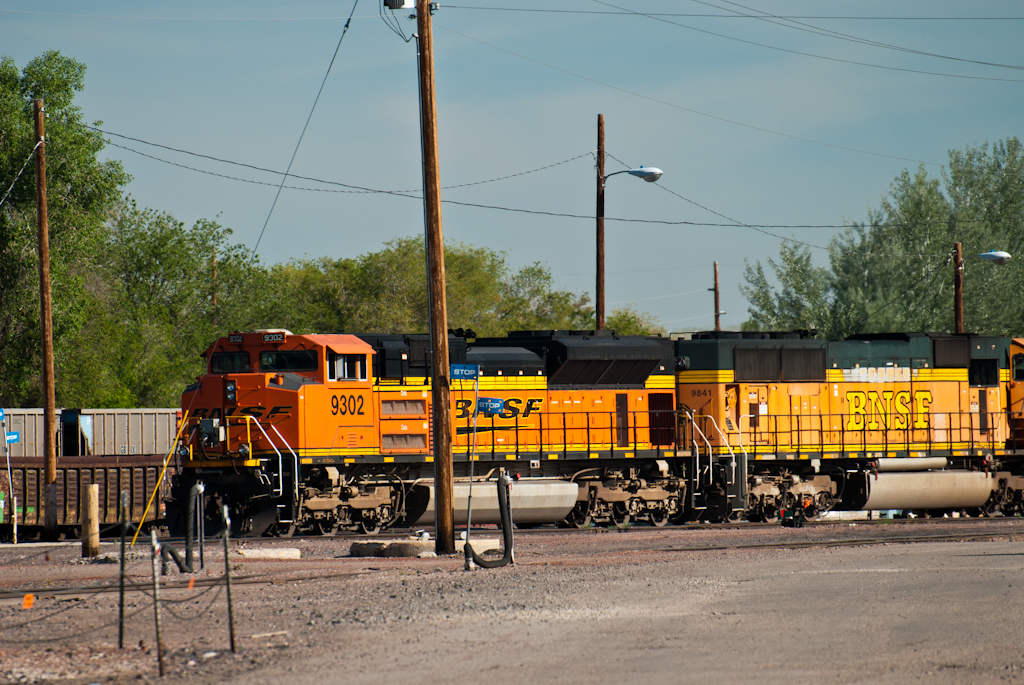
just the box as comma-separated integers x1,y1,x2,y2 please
236,547,302,560
349,538,501,558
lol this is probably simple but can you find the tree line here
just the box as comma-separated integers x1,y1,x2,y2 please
0,52,661,409
741,137,1024,338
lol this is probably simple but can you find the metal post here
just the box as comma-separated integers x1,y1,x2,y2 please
34,100,57,540
416,0,455,555
954,242,964,334
596,113,606,330
150,530,165,677
714,261,721,332
222,505,236,653
119,492,128,649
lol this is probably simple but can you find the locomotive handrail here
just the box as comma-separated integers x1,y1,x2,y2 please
269,424,301,509
728,409,1004,457
696,414,739,487
239,416,285,499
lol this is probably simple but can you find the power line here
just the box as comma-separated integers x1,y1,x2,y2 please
96,130,592,193
591,0,1024,82
605,152,827,250
609,287,707,305
441,7,1024,21
432,23,943,167
252,0,360,256
0,140,42,211
5,8,1020,21
96,129,1019,233
694,0,1024,71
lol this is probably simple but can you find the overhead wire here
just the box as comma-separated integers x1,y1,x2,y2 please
691,0,1024,71
0,140,43,211
252,0,360,256
95,128,1018,233
432,23,943,166
605,152,827,250
590,0,1024,82
440,8,1024,21
4,8,1021,21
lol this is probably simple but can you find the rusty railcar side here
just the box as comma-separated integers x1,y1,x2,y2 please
0,456,170,530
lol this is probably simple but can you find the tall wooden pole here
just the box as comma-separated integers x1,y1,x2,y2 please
416,0,454,555
596,114,606,330
954,242,964,334
34,100,58,538
714,261,721,332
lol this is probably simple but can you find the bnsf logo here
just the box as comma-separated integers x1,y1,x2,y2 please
845,390,932,431
455,398,543,419
263,332,285,343
191,406,292,420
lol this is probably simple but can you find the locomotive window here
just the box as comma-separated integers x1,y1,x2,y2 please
1014,354,1024,382
211,352,251,374
328,352,367,381
969,358,999,387
260,350,318,372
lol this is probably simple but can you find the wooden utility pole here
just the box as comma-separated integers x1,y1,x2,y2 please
34,100,58,538
713,261,721,332
416,0,454,555
954,242,964,334
596,114,606,330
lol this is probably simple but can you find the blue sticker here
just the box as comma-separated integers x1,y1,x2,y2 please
5,431,19,444
476,397,505,415
451,364,480,380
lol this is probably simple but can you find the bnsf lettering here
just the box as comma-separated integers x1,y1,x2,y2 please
455,397,543,420
846,390,932,431
191,406,291,420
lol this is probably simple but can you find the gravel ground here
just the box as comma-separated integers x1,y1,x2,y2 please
3,519,1024,684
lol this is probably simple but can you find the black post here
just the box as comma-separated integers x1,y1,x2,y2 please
118,491,128,650
222,505,236,653
150,530,165,677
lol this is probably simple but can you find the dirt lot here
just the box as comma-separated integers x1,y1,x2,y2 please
3,519,1024,684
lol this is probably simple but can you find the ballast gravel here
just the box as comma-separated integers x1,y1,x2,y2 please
3,519,1024,684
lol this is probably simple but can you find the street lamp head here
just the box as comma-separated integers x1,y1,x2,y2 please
627,166,663,182
978,250,1011,266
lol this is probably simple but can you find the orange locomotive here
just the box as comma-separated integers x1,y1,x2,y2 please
173,329,682,535
673,331,1024,521
172,328,1024,536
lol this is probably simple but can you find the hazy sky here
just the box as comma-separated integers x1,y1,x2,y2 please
3,1,1021,331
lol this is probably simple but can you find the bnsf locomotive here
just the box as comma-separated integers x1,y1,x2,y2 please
169,329,1024,535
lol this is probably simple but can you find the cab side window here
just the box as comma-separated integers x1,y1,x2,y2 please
329,352,367,381
1014,354,1024,381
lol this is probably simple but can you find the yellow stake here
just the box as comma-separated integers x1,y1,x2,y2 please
131,411,189,547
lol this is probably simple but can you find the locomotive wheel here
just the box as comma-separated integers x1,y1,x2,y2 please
649,508,671,527
359,517,382,535
565,502,593,529
610,503,631,527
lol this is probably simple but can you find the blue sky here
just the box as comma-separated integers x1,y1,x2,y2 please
2,1,1021,331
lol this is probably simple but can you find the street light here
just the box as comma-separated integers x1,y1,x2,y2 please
954,243,1012,333
595,113,663,329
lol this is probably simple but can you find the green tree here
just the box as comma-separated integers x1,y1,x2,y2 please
742,138,1024,338
0,51,129,406
62,200,266,407
265,236,600,337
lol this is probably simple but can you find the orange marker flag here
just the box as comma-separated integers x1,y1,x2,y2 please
22,594,34,609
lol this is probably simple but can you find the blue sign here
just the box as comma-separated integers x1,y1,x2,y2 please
0,407,4,420
451,364,480,380
476,397,505,415
5,431,19,444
